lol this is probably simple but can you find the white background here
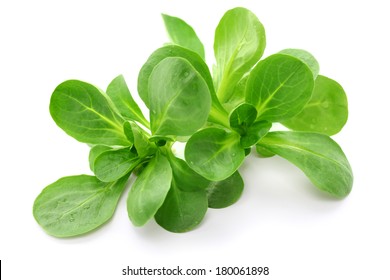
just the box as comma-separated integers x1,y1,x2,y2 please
1,0,389,279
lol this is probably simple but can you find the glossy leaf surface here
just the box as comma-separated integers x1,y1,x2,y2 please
214,7,266,103
149,57,211,137
155,185,207,233
138,45,214,108
185,127,245,181
282,75,348,135
245,54,314,122
127,152,172,226
94,147,139,182
50,80,130,146
207,171,244,208
106,75,149,128
88,145,112,171
257,131,353,197
33,175,129,237
162,14,205,59
279,49,319,79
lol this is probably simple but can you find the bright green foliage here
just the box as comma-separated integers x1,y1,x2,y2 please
93,147,139,182
245,54,314,122
148,57,211,137
214,7,266,103
33,175,129,237
50,80,130,146
88,145,112,171
257,132,353,197
162,14,205,60
185,127,245,181
127,152,172,226
34,7,353,237
282,75,348,135
279,49,320,79
207,171,244,208
106,75,149,128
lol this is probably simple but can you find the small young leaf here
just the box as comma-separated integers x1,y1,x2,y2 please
33,175,129,237
127,152,172,226
149,57,211,137
162,14,205,60
245,54,314,122
130,122,156,157
185,127,245,181
50,80,130,146
240,120,272,148
282,75,348,136
88,145,112,171
207,171,244,209
94,147,139,182
106,75,149,128
257,131,353,197
155,185,207,233
214,7,266,103
229,103,258,133
279,49,319,79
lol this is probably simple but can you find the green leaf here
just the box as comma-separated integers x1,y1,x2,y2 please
50,80,130,146
240,120,272,148
149,57,211,137
207,171,244,208
155,185,207,233
127,152,172,226
167,152,210,191
123,121,156,158
138,45,214,108
255,144,275,158
279,49,319,79
282,75,348,136
93,147,139,182
88,145,112,171
245,54,314,122
185,127,245,181
214,7,266,103
257,131,353,197
229,103,258,133
33,175,129,237
138,45,228,127
162,14,205,60
106,75,149,128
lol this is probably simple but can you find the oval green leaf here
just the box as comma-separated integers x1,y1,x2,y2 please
245,54,314,122
214,7,266,103
149,57,211,137
127,152,172,226
185,127,245,181
162,14,205,60
229,103,258,133
88,145,112,171
155,185,207,233
50,80,130,146
240,120,272,148
138,45,214,108
207,171,244,209
282,75,348,136
106,75,149,128
33,175,129,237
279,49,319,79
257,131,353,197
93,147,139,182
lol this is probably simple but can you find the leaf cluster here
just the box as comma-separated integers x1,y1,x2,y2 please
33,7,353,237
